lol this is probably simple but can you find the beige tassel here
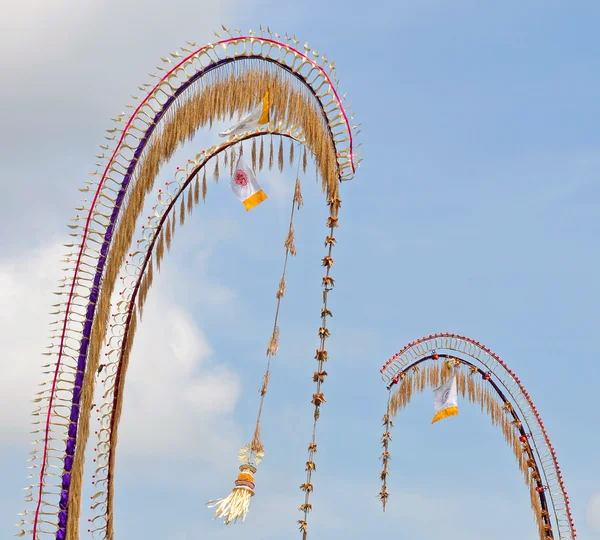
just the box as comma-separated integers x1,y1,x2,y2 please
165,217,172,250
276,277,286,299
259,138,264,170
251,138,257,170
156,231,165,270
285,227,296,256
179,198,185,225
214,157,220,182
289,141,295,166
269,137,274,169
202,169,207,202
266,327,280,356
294,178,304,209
206,464,256,524
187,187,193,214
278,137,284,172
207,445,264,524
147,255,154,284
194,176,200,204
259,371,270,397
303,146,307,173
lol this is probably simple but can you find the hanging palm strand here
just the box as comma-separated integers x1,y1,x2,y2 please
214,155,220,182
298,188,340,539
378,391,393,511
179,198,185,225
302,146,308,174
259,138,265,171
193,176,200,204
278,136,284,172
289,139,295,166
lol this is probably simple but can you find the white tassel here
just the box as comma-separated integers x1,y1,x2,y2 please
207,444,264,524
207,463,257,524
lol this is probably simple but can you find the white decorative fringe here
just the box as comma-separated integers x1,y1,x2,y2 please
207,485,254,524
207,459,259,525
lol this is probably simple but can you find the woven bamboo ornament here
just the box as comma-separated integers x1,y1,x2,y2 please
206,447,263,524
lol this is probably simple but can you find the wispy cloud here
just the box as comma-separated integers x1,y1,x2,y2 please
0,239,243,456
588,493,600,531
0,242,65,440
116,287,242,460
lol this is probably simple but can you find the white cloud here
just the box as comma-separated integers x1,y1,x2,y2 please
116,289,242,460
588,493,600,530
0,242,64,440
0,1,100,58
0,0,243,99
0,239,242,465
0,0,245,162
260,165,296,205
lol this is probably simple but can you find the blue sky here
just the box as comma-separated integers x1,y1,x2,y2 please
1,1,599,538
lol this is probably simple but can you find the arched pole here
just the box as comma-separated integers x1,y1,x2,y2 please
388,354,553,531
380,333,576,540
20,30,360,540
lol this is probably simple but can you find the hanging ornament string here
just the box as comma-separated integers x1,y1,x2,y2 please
207,139,304,525
250,141,304,455
298,173,341,539
378,389,393,511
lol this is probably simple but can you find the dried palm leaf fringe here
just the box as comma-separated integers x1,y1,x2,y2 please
388,362,548,539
